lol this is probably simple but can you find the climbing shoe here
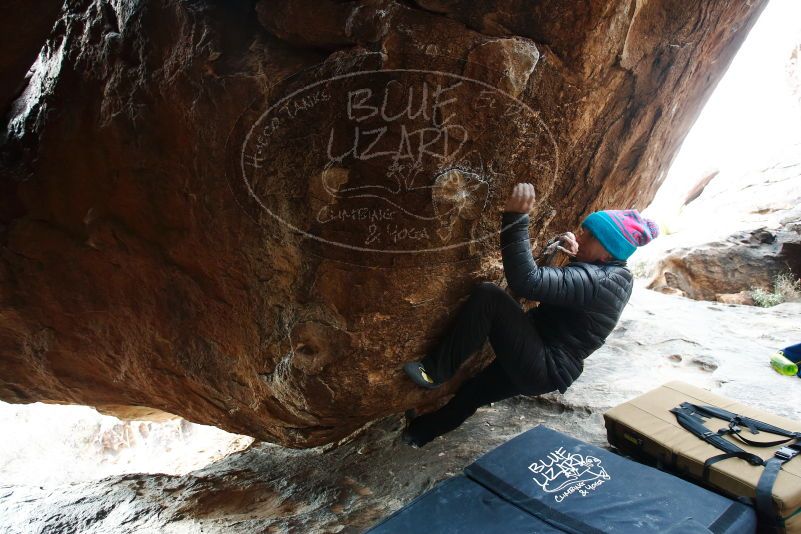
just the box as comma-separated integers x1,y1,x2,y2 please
400,428,422,449
403,362,440,389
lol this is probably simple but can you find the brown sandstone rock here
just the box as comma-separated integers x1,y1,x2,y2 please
648,225,800,301
94,404,180,422
0,0,62,116
0,0,767,447
715,291,755,306
683,169,719,206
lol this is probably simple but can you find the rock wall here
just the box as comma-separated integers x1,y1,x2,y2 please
0,0,767,447
0,0,63,118
647,222,801,301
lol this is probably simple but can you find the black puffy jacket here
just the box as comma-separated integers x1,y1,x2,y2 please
500,211,634,393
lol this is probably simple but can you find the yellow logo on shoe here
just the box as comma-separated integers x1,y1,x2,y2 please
420,368,434,384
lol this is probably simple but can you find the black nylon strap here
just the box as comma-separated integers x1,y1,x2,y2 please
709,502,749,534
681,402,801,440
673,402,801,528
729,431,795,449
756,457,784,526
702,452,742,481
755,444,801,526
671,407,764,466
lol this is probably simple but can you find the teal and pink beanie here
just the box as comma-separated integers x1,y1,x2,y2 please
581,209,659,261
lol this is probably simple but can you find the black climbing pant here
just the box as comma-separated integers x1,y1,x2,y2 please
408,281,558,446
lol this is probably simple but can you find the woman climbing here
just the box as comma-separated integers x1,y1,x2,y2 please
401,182,659,447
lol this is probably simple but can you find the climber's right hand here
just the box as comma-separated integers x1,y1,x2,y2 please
503,182,536,214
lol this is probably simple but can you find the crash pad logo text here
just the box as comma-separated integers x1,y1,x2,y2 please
528,447,610,502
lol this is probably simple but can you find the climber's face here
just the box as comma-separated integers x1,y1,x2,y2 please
575,227,613,263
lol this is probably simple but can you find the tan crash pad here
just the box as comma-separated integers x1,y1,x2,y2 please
604,381,801,532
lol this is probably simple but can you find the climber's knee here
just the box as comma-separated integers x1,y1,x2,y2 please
472,281,503,300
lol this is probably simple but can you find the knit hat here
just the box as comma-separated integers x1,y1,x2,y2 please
581,209,659,261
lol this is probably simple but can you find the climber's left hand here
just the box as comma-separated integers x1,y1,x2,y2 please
557,231,579,256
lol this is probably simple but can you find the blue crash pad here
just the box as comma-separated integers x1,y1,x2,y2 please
367,475,562,533
368,425,757,533
464,425,757,533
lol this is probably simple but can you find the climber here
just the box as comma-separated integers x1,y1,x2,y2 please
401,182,659,447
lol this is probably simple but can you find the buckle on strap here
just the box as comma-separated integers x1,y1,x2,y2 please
775,446,801,461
